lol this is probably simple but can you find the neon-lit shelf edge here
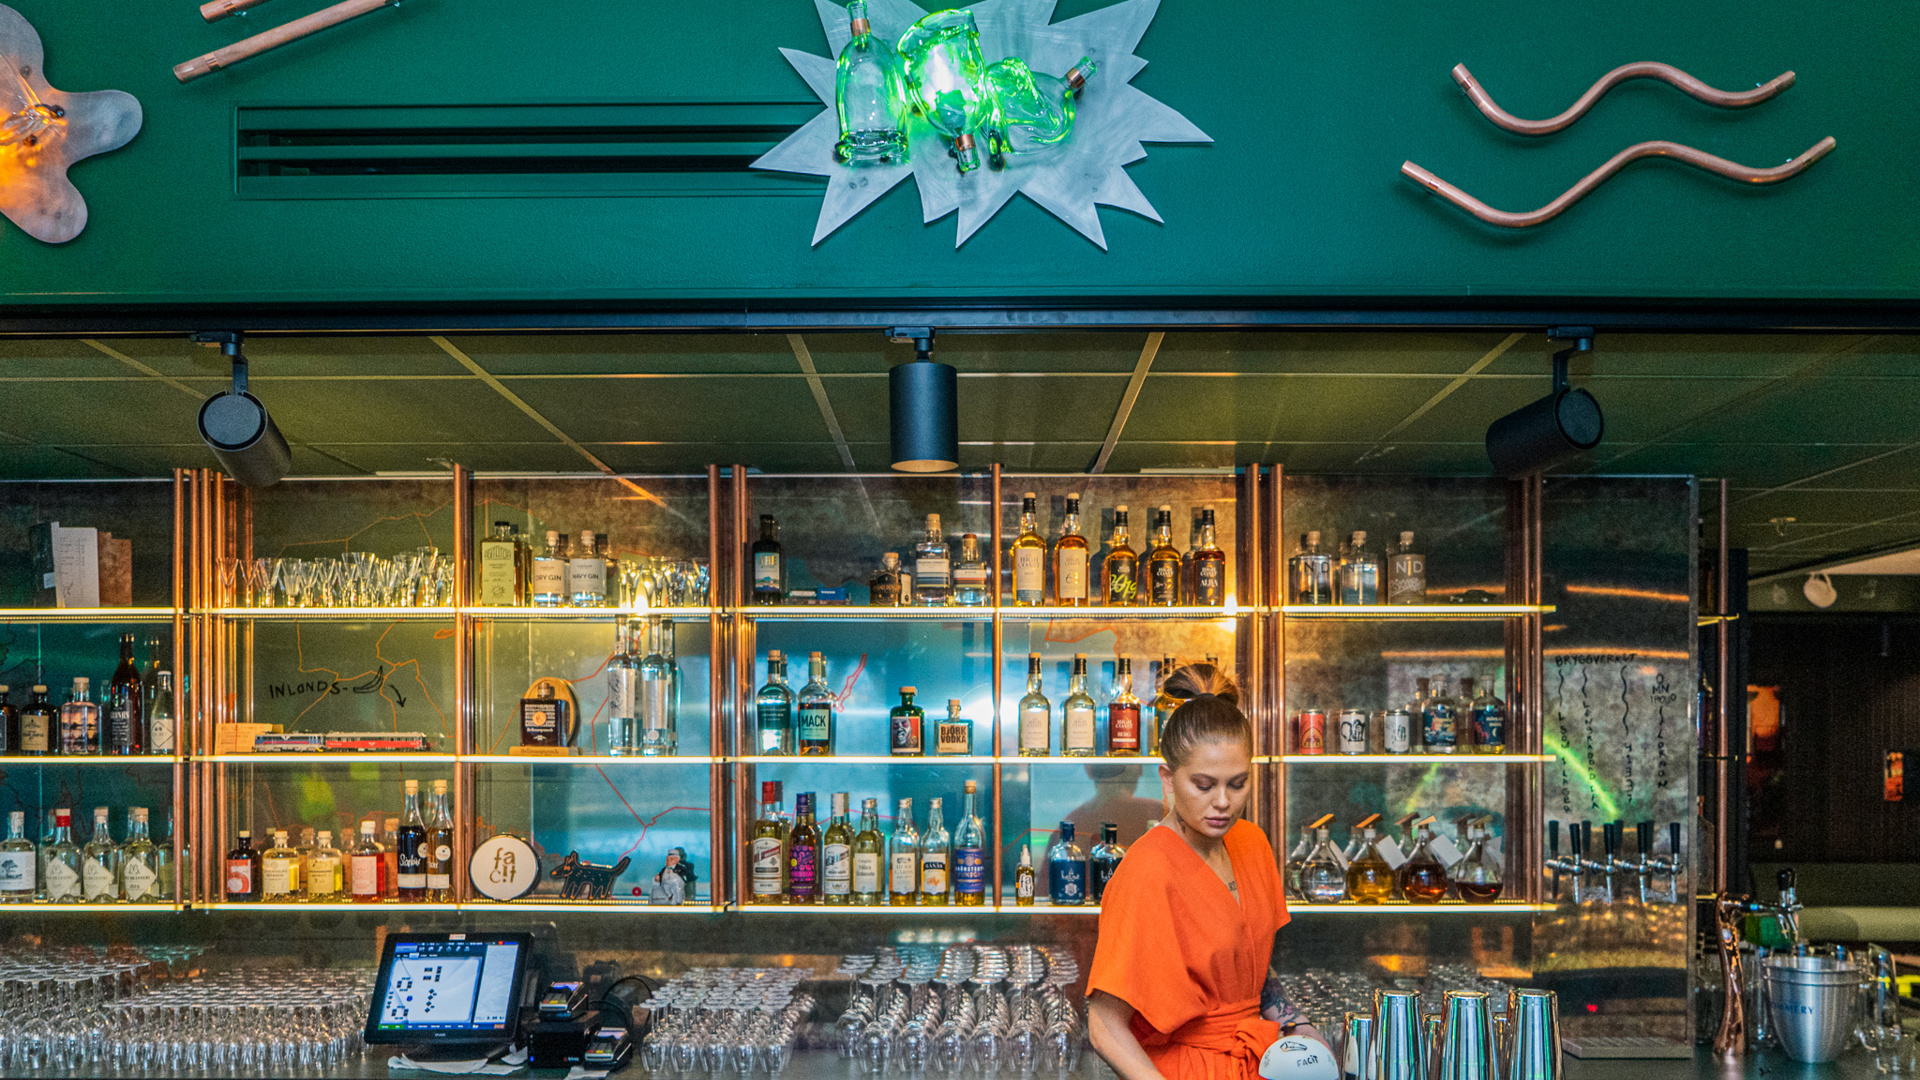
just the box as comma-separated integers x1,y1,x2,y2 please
1280,604,1553,618
196,753,457,764
1288,903,1550,914
465,755,718,765
0,902,181,912
739,755,999,765
0,755,182,765
1275,754,1551,764
0,607,175,622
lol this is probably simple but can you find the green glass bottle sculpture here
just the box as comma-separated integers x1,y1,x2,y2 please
897,9,996,173
834,1,909,165
987,55,1096,155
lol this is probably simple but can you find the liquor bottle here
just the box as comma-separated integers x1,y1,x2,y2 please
750,781,786,903
1399,822,1449,903
262,829,302,903
142,633,167,711
889,797,919,905
532,530,569,607
773,782,792,837
18,684,51,757
1010,491,1047,605
834,0,910,163
0,685,14,754
868,552,905,607
1147,506,1183,606
152,813,176,902
519,684,570,749
349,820,385,903
1453,677,1479,752
1102,505,1139,605
919,796,950,906
756,650,796,755
752,515,784,605
944,781,984,906
1299,828,1347,903
1192,508,1226,606
1018,653,1051,757
822,792,853,906
1338,531,1380,605
427,779,455,902
1420,676,1458,753
1053,493,1090,606
80,807,119,902
638,617,679,756
1470,677,1507,754
1345,826,1395,903
1108,657,1142,756
59,677,99,755
852,798,885,905
44,809,82,903
477,520,524,605
106,633,144,755
913,513,952,606
798,652,835,755
1062,654,1096,757
1014,845,1036,906
570,529,608,606
0,810,35,902
953,533,990,606
889,686,925,756
147,672,175,756
305,830,342,902
396,779,427,901
1454,824,1503,901
119,808,162,902
1290,532,1333,605
225,829,261,902
1089,823,1125,902
787,792,821,905
1387,531,1426,605
1047,821,1087,906
1152,656,1179,757
604,615,638,756
936,698,972,756
1284,822,1316,898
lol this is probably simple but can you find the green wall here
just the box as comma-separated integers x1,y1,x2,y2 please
0,0,1912,308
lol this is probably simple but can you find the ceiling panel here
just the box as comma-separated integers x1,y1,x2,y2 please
1155,332,1517,374
498,378,828,444
804,332,1144,374
1483,334,1875,378
450,333,795,375
599,441,848,474
0,382,207,447
260,380,556,446
95,336,472,379
1124,374,1447,445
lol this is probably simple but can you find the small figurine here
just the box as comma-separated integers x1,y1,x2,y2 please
649,847,698,905
552,851,630,901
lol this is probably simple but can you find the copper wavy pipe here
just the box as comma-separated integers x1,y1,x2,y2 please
1402,136,1835,228
1454,62,1796,136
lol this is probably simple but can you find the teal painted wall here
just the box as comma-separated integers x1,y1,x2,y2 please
0,0,1912,307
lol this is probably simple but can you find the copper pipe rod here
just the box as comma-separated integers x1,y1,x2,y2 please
731,465,750,908
1716,477,1731,894
707,464,726,909
1404,136,1834,228
989,465,1003,904
201,0,273,22
174,0,398,82
1453,62,1796,137
171,471,186,902
1269,465,1285,855
452,464,474,903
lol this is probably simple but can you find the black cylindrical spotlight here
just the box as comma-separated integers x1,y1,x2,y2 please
1485,331,1604,478
889,330,958,473
194,333,291,488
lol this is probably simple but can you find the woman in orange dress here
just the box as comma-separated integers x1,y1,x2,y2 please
1087,664,1315,1080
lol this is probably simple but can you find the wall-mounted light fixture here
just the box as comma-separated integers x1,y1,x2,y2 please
194,331,291,488
0,4,141,243
888,327,958,473
1485,327,1604,478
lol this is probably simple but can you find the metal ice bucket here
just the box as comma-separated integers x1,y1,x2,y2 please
1763,956,1864,1064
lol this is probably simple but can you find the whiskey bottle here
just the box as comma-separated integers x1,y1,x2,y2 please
0,685,14,754
868,552,905,606
477,520,523,605
889,686,925,756
1454,823,1503,901
147,672,175,756
918,797,950,905
638,617,678,756
605,615,638,756
59,677,99,755
427,779,455,901
852,797,885,905
953,781,986,906
1102,505,1139,605
107,633,144,755
1289,532,1333,605
1387,531,1425,605
1345,825,1395,903
44,809,82,903
952,533,990,606
1192,508,1226,606
913,513,952,606
1147,506,1182,606
519,684,569,749
1420,676,1458,753
80,807,119,902
305,830,342,902
17,684,49,756
1151,656,1179,757
1062,654,1096,757
1470,677,1507,754
750,781,787,903
936,698,972,756
1399,822,1450,903
1299,828,1347,903
1018,654,1052,756
570,529,608,607
797,652,835,755
822,792,853,906
1338,531,1380,605
1108,657,1142,756
889,797,919,905
1052,493,1090,606
225,829,261,903
1089,822,1125,902
532,530,569,607
755,650,796,755
261,829,302,903
1014,845,1036,906
786,792,821,904
0,810,34,902
752,515,785,605
348,820,385,903
1046,821,1087,906
1010,492,1047,605
834,0,910,164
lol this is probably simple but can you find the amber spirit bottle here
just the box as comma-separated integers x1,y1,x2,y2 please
1400,823,1450,903
1062,654,1096,757
107,633,144,755
822,792,854,906
1102,505,1139,605
262,829,303,903
1052,493,1090,606
1346,826,1395,903
798,652,835,755
1147,506,1183,606
1192,508,1226,606
17,684,50,756
1151,656,1179,757
1018,653,1051,757
477,520,525,606
752,515,785,605
918,797,950,906
852,797,885,905
1010,492,1047,605
1014,845,1036,906
1108,657,1142,756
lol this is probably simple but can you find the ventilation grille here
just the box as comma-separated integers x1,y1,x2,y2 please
235,103,819,198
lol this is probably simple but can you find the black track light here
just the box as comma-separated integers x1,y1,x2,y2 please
193,331,291,488
888,327,958,473
1485,328,1604,478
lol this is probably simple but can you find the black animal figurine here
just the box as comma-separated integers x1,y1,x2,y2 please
551,851,631,901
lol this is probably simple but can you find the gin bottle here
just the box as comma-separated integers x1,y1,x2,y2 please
0,810,35,902
1420,676,1458,753
1052,494,1090,606
477,520,524,605
531,530,569,607
570,529,608,607
80,807,118,902
606,616,638,756
1300,828,1347,903
834,0,909,165
1047,821,1087,906
914,513,952,606
798,652,835,755
59,677,99,755
889,798,919,905
1089,822,1125,902
1061,653,1096,757
1018,653,1051,756
638,617,679,756
919,797,950,905
1387,530,1426,605
952,781,986,906
852,798,885,905
1102,506,1138,605
889,686,925,756
952,533,989,606
755,650,796,755
305,830,343,902
1470,677,1507,754
1010,492,1047,605
822,792,853,906
43,809,82,903
1338,531,1380,605
147,671,175,755
1290,531,1333,605
262,829,302,903
936,698,972,756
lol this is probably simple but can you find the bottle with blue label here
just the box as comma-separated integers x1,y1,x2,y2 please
953,780,986,905
1047,820,1088,906
1469,676,1506,754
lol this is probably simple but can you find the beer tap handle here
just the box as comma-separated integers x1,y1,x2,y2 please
1547,820,1560,859
1576,820,1591,858
1636,821,1653,862
1668,822,1682,859
1602,822,1617,860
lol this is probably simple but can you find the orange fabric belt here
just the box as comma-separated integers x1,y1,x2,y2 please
1141,999,1280,1080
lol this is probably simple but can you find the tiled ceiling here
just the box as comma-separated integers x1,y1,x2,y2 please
5,330,1918,578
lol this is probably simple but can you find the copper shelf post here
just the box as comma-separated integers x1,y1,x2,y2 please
707,464,727,910
452,465,474,903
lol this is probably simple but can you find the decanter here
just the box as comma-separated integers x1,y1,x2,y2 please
1299,828,1347,903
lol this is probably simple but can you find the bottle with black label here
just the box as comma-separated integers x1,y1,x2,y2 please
798,653,835,756
108,632,144,755
889,687,924,756
1090,822,1126,902
752,515,784,605
519,684,569,748
1192,508,1226,606
427,779,455,901
19,685,52,756
395,780,427,901
0,685,15,754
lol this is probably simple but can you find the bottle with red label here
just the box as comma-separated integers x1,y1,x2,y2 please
349,820,387,903
225,830,261,902
1108,657,1142,756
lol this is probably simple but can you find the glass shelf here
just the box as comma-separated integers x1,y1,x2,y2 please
1000,605,1244,621
197,753,458,764
743,606,992,621
467,606,713,620
201,901,456,912
465,755,717,765
0,902,182,912
1276,754,1552,765
737,903,992,915
738,755,998,765
460,901,718,914
997,756,1164,765
1286,902,1552,914
0,755,182,765
1018,900,1101,914
1280,604,1553,619
204,607,456,621
0,607,176,623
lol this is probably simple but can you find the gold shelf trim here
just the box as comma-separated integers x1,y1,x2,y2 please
196,753,458,764
0,754,183,765
995,756,1165,765
1288,902,1552,914
0,607,176,623
465,755,718,765
738,755,999,765
201,901,457,911
1275,754,1552,765
1280,604,1553,619
0,902,182,912
465,606,714,620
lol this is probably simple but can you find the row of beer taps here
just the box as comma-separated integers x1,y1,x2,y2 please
1544,820,1686,903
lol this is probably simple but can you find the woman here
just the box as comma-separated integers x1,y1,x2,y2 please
1087,664,1315,1080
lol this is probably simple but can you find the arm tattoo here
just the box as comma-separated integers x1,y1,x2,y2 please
1262,976,1307,1028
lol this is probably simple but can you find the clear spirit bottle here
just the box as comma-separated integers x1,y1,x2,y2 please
147,671,175,756
396,780,427,900
0,810,34,902
1454,824,1503,902
822,792,853,906
868,552,904,607
852,797,885,905
834,0,909,165
531,529,569,607
1102,505,1138,605
1345,826,1395,903
750,781,786,903
1018,653,1051,756
1192,508,1226,606
305,830,343,902
889,686,925,756
1289,531,1333,605
1387,531,1426,605
1108,657,1142,756
225,828,260,902
936,698,972,756
1053,494,1090,606
262,829,302,903
952,533,989,606
1147,506,1183,606
1300,828,1347,903
427,779,455,902
0,685,14,754
888,798,919,906
1420,676,1458,753
477,520,524,606
108,632,143,755
1014,845,1036,906
43,809,82,903
1089,822,1125,902
786,792,821,905
638,617,679,756
1471,677,1507,754
1010,492,1046,605
142,633,166,712
918,797,950,906
59,677,99,755
797,652,835,756
79,807,118,902
952,781,986,906
755,650,796,755
1061,653,1096,757
1338,531,1380,605
1046,821,1087,906
913,513,952,606
570,529,608,607
606,615,638,756
752,515,784,605
348,820,385,903
18,684,51,756
1284,822,1316,899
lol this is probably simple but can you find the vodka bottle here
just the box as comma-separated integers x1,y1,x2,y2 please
936,698,972,756
952,781,986,906
755,650,796,755
638,617,678,756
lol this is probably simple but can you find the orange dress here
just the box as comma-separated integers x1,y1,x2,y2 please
1088,820,1289,1080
